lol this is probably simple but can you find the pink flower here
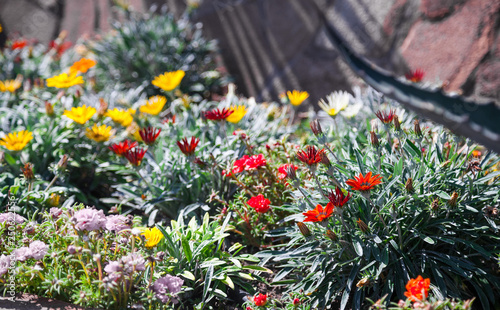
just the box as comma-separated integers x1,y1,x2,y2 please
73,208,106,231
121,253,146,273
49,207,63,219
0,255,11,277
29,241,48,260
13,247,31,262
0,212,25,224
153,275,184,304
106,215,130,233
247,195,271,213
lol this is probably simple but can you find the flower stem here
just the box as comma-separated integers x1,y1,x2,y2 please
312,170,328,201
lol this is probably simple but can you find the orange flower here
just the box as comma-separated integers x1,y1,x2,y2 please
303,202,334,222
346,172,382,192
69,58,96,74
404,275,430,302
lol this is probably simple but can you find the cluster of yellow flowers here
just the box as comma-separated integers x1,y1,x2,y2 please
0,77,22,93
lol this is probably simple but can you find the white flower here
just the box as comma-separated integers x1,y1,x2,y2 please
341,86,364,118
318,91,352,117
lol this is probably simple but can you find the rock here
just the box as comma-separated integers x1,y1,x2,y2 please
420,0,462,19
0,293,102,310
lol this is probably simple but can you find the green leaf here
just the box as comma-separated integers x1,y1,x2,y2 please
242,266,272,273
181,238,193,262
203,265,214,302
237,272,255,280
340,262,361,310
222,276,234,290
181,270,195,281
353,238,363,257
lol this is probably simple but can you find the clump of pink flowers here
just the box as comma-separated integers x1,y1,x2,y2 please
72,208,107,231
153,274,184,304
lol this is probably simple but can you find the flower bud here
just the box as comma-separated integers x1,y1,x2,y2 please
21,163,34,181
448,192,459,207
393,115,401,131
98,98,108,117
320,152,331,167
405,178,414,193
58,155,68,170
356,218,369,233
296,222,311,237
370,131,379,148
310,119,324,137
325,230,337,241
45,101,54,116
356,278,370,288
67,245,77,254
431,198,439,211
484,206,498,218
413,119,422,137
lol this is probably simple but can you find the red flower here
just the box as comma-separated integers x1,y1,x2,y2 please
139,127,161,145
232,155,250,174
296,146,325,166
49,40,72,57
109,140,138,156
405,69,425,83
303,203,335,222
162,115,176,124
404,275,430,302
11,40,27,50
278,164,298,180
204,108,233,121
346,172,382,192
245,154,266,170
253,293,267,306
177,137,200,156
124,147,147,166
328,186,352,207
293,298,301,305
247,195,271,213
375,110,396,124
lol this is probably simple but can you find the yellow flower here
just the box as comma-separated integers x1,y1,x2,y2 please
140,227,164,248
46,72,84,88
139,95,167,115
105,108,134,127
85,124,114,142
69,58,97,74
126,122,143,142
0,24,2,33
287,90,309,106
47,193,60,207
0,78,22,93
226,105,247,123
152,70,185,92
0,130,33,151
63,105,96,124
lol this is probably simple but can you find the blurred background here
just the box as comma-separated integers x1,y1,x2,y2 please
0,0,498,105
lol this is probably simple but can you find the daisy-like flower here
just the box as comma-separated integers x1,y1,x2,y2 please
0,77,22,93
126,122,143,142
69,58,96,74
177,137,200,156
140,227,164,248
346,172,382,196
247,194,271,213
63,105,96,124
204,108,234,121
105,108,134,127
85,124,114,142
139,127,161,145
109,140,138,156
296,146,325,167
327,186,352,207
0,130,33,151
303,202,335,222
139,95,167,115
375,109,396,124
226,105,247,123
318,91,352,117
404,275,430,302
287,90,309,106
152,70,185,92
124,147,147,166
46,72,84,88
405,69,425,83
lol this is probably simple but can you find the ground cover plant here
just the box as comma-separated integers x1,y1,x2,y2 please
0,3,499,310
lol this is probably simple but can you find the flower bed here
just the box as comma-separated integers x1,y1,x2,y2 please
0,4,499,310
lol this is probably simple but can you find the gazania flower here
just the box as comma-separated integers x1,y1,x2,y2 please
287,90,309,106
318,91,351,117
247,195,271,213
139,127,161,145
404,275,430,301
139,95,167,115
124,147,147,166
46,72,84,88
85,124,114,142
140,227,164,249
346,172,382,193
277,163,298,180
303,202,335,222
69,58,96,74
11,40,27,50
375,109,396,124
296,146,326,167
253,293,267,306
63,105,96,124
405,69,425,83
177,137,200,156
126,122,143,142
327,186,352,207
226,105,247,123
152,70,185,91
0,78,22,93
105,108,134,127
0,130,33,151
109,140,138,156
204,108,234,121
